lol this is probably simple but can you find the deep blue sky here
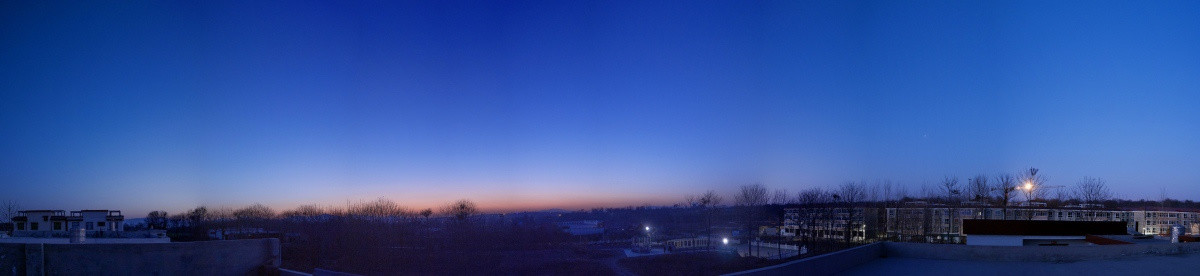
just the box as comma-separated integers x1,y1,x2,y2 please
2,1,1198,215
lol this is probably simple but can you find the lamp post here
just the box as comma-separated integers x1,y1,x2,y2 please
644,226,652,248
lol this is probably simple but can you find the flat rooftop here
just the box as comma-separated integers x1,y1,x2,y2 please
1095,235,1170,244
727,242,1200,276
841,254,1200,276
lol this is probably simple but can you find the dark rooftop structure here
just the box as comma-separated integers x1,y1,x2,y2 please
962,220,1129,236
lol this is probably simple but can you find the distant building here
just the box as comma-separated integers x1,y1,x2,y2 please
3,209,162,244
1129,210,1200,236
783,204,1200,244
11,209,125,233
557,220,604,236
783,207,883,242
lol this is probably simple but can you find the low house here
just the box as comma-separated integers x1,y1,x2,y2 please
962,220,1129,246
11,209,125,233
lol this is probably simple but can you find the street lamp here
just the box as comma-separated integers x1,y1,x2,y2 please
1024,182,1033,191
722,237,729,245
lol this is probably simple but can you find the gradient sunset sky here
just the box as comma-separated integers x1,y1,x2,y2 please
2,1,1198,215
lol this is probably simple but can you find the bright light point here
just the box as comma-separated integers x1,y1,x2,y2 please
1024,183,1033,190
645,226,650,231
722,238,729,245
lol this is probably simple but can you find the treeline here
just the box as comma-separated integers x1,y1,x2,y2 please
671,168,1196,211
138,198,575,274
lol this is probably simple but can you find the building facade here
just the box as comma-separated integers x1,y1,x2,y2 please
784,204,1200,244
11,209,125,233
782,207,882,242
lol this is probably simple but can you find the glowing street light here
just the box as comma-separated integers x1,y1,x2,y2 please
722,238,729,245
645,226,651,231
1024,182,1033,191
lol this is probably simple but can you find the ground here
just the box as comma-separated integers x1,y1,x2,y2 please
841,253,1200,276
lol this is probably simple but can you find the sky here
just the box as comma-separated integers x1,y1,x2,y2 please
2,1,1199,216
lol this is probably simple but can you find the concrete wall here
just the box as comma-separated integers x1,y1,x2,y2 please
0,243,25,275
1,239,279,275
726,243,883,276
884,241,1200,262
0,237,169,244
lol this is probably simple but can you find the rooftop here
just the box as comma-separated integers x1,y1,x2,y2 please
962,220,1128,236
841,253,1200,276
727,242,1200,276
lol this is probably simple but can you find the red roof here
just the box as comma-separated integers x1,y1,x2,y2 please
1085,235,1133,245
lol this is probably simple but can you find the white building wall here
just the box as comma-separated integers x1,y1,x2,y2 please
79,211,113,231
19,211,59,231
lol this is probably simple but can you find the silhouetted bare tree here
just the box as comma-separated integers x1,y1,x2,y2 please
939,177,961,242
146,211,169,230
691,190,723,249
443,199,479,221
1074,177,1113,205
994,174,1017,220
771,189,790,205
235,203,276,220
0,200,19,224
736,183,769,256
1020,167,1049,203
966,175,990,219
1075,177,1113,221
348,198,411,222
967,175,990,203
794,188,828,246
281,204,326,221
838,182,866,244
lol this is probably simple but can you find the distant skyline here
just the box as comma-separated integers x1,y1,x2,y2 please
2,1,1198,216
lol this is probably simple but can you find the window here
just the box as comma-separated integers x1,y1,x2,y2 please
42,216,48,221
71,222,79,229
86,222,94,230
16,223,24,230
53,222,62,230
31,222,38,230
98,221,106,227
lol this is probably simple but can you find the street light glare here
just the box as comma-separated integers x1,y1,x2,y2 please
722,238,729,245
645,226,650,231
1024,182,1033,190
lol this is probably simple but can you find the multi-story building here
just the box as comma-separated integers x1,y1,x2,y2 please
11,209,125,233
783,207,882,242
785,203,1200,244
1130,210,1200,236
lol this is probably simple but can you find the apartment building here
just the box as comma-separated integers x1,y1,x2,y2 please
1130,210,1200,235
784,203,1200,243
782,207,882,242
